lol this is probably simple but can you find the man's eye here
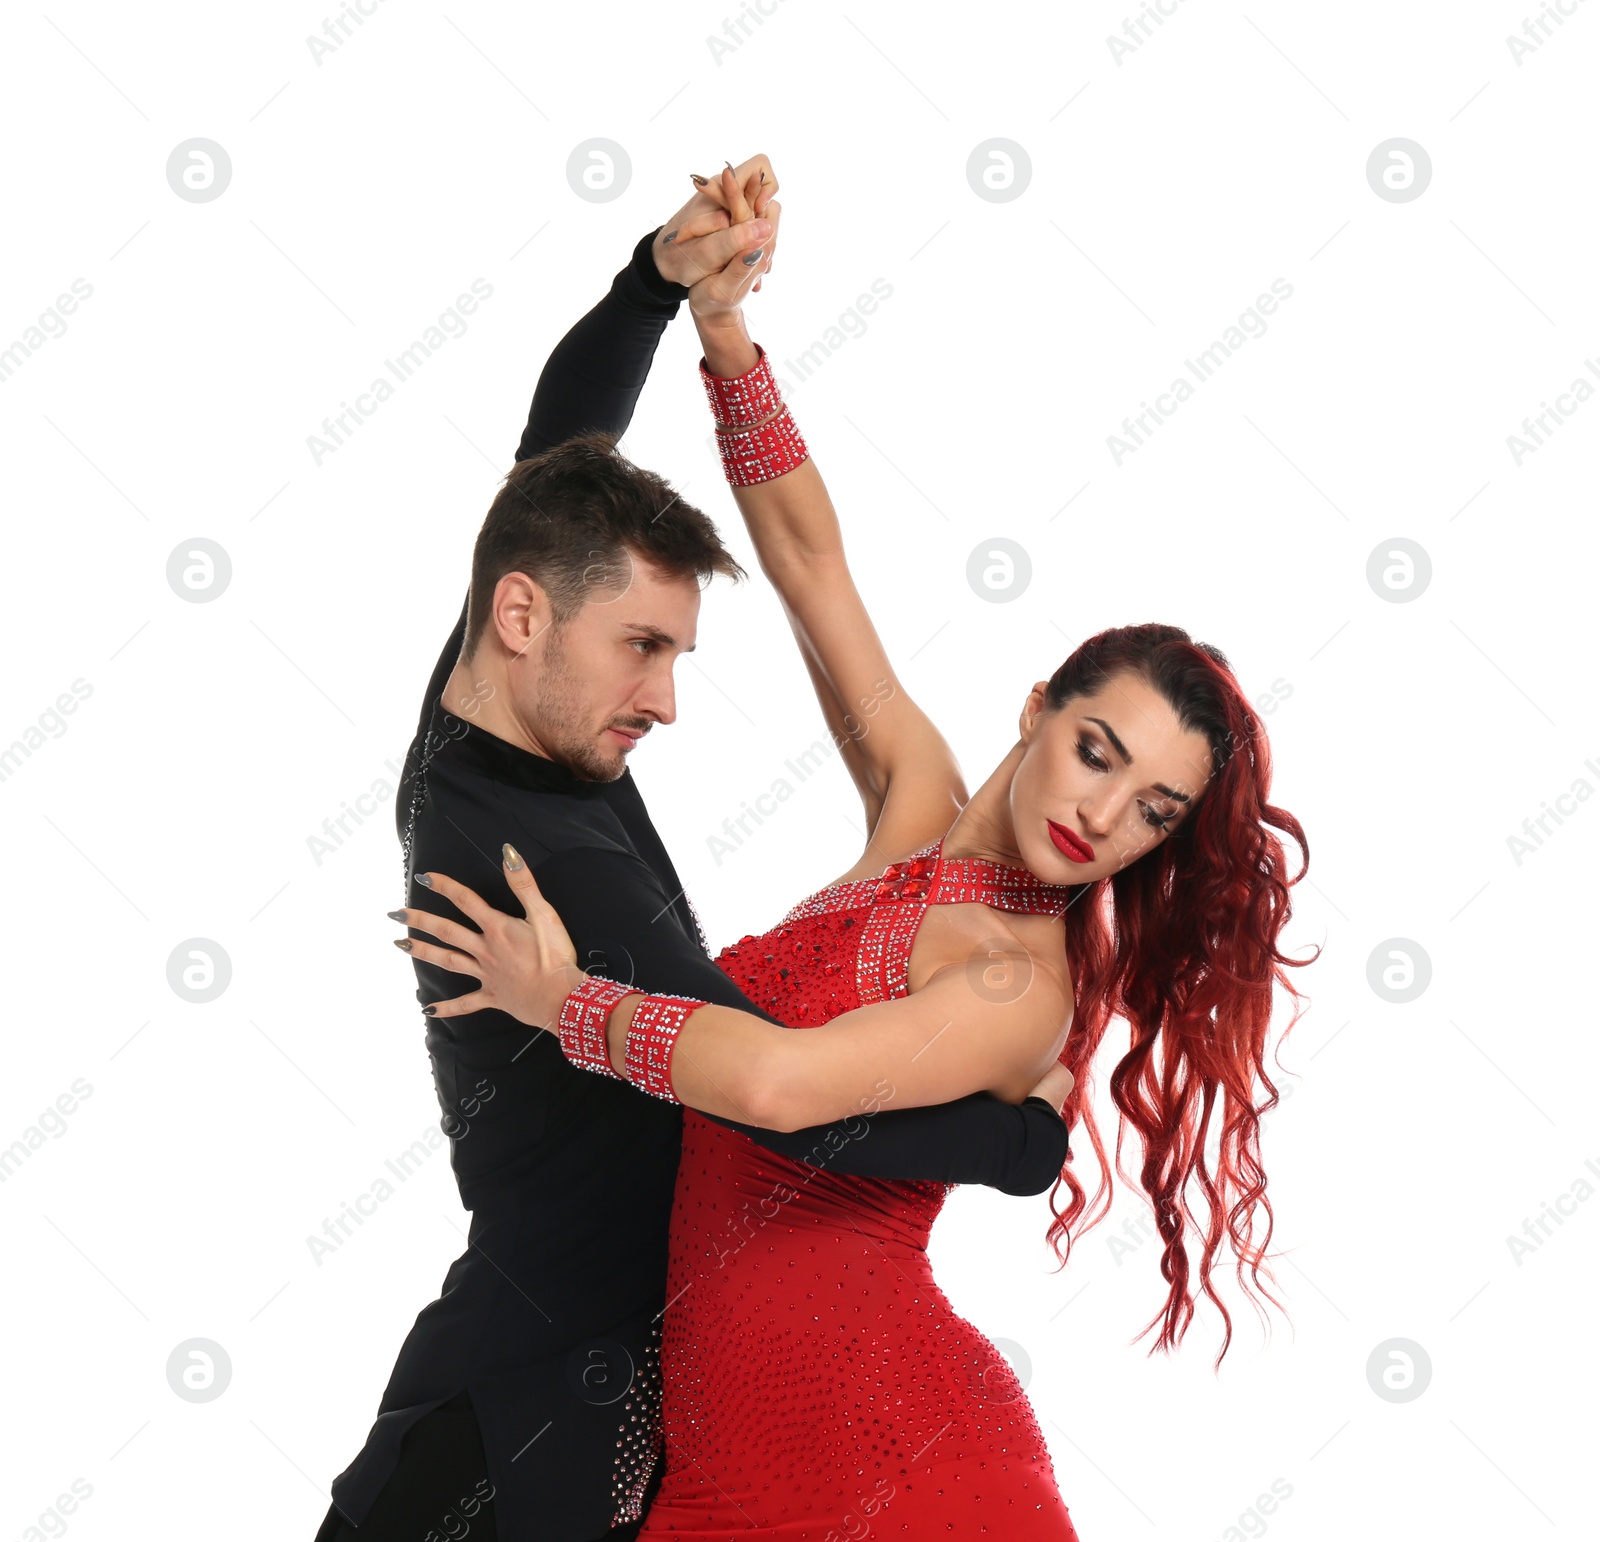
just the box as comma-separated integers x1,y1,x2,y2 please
631,639,655,654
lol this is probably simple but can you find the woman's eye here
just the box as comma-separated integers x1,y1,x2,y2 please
1140,803,1175,831
1076,738,1106,772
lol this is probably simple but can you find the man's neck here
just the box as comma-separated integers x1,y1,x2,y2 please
443,656,552,760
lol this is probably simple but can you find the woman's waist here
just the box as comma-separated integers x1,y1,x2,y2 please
675,1126,944,1245
666,1176,942,1293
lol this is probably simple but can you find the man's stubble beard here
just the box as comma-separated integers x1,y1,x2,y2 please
535,625,627,782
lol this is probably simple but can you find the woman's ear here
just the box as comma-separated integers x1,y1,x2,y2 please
1018,682,1051,743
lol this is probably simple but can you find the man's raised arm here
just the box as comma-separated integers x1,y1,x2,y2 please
402,163,777,809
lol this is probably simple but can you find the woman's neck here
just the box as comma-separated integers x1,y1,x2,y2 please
939,740,1026,866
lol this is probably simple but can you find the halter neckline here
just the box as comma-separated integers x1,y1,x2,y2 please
872,836,1076,917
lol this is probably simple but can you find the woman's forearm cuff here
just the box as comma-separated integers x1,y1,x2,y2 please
624,993,708,1102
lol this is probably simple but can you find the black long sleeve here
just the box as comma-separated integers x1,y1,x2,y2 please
532,847,1069,1196
717,1094,1069,1197
514,227,690,460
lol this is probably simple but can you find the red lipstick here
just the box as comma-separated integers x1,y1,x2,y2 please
1047,819,1094,864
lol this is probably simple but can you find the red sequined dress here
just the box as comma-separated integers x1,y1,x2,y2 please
639,838,1082,1540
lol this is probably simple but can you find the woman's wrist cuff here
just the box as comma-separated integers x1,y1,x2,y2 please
699,345,808,487
556,976,634,1080
700,342,782,427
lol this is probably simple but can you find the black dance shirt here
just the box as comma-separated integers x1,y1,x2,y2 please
327,230,1071,1541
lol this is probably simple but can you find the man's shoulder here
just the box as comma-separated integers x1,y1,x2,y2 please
533,842,659,887
411,753,638,858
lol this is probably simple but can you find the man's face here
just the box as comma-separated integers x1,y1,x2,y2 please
517,549,702,782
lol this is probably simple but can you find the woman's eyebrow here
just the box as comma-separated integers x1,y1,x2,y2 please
1086,716,1132,763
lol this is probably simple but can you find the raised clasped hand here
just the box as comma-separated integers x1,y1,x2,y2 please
650,155,782,330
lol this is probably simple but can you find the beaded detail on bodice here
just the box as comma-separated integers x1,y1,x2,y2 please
716,836,1075,1025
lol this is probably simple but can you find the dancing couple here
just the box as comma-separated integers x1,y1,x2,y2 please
315,153,1309,1542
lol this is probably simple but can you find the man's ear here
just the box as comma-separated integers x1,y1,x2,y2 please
1018,682,1051,743
491,570,556,658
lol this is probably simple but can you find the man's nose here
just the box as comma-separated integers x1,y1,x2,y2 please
636,664,678,726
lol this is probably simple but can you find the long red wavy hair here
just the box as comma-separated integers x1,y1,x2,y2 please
1042,624,1312,1366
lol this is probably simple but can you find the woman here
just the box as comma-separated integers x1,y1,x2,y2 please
400,168,1310,1538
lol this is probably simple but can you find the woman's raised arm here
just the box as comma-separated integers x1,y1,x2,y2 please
689,169,967,873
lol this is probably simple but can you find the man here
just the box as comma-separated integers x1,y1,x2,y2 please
315,158,1069,1542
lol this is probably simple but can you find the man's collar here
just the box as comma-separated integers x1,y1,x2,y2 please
439,706,612,797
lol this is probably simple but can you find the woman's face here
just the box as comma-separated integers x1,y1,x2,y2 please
1011,671,1216,884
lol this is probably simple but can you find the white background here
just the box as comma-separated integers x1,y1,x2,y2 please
1,2,1595,1538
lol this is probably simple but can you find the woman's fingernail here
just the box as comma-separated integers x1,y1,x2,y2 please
661,227,679,245
416,873,434,889
742,249,764,266
393,938,414,953
725,159,734,170
386,909,407,923
760,170,766,185
503,843,525,870
690,173,708,186
423,1004,437,1017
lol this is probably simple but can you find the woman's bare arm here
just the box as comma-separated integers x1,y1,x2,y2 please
406,865,1074,1132
690,170,966,872
602,937,1073,1131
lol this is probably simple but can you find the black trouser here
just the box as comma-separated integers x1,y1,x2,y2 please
313,1392,658,1541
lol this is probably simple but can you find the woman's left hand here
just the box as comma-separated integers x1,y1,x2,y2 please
1026,1061,1076,1115
392,845,587,1025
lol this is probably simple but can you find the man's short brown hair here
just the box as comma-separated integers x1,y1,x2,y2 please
464,430,745,658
